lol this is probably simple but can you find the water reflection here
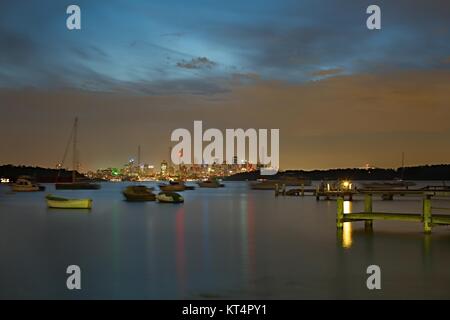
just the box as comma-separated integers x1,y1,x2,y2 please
341,201,353,249
175,207,186,296
239,193,256,284
202,202,211,274
2,182,449,299
422,234,432,271
111,204,120,295
240,197,249,282
247,193,256,279
342,223,352,249
343,200,352,214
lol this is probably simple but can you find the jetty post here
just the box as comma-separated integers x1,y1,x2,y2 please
423,195,432,233
337,197,344,229
364,194,373,230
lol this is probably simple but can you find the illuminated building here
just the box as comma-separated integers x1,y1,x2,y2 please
160,160,168,176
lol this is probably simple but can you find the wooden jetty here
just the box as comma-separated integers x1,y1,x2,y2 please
337,194,450,233
275,184,450,201
274,182,357,200
357,186,450,200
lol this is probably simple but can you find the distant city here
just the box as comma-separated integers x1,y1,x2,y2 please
84,155,261,182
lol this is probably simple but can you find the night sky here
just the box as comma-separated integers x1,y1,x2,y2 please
1,0,450,170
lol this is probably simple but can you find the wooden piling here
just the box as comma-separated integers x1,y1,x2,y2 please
338,195,450,234
364,194,373,230
423,196,432,233
337,197,344,229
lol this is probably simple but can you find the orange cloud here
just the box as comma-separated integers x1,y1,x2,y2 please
1,70,450,170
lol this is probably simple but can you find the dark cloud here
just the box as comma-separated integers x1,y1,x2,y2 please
195,0,450,81
1,0,450,94
176,57,217,69
0,28,36,65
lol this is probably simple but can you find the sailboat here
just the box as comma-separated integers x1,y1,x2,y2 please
55,117,101,190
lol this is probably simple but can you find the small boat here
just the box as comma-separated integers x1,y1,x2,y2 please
123,186,156,201
46,194,92,209
159,183,185,192
249,180,277,190
156,192,184,203
170,180,195,190
11,176,45,192
197,179,224,188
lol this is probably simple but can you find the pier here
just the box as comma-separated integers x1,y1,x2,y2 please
275,184,450,201
274,183,357,200
337,194,450,233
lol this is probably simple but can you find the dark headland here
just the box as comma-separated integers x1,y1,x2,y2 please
224,164,450,181
2,164,450,182
0,165,92,182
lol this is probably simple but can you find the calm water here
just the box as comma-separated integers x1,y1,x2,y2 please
1,181,450,299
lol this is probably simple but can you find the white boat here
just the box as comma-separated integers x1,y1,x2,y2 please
11,176,45,192
156,192,184,203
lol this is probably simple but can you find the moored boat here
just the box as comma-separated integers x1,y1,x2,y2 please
46,194,92,209
55,117,101,190
171,180,196,190
11,176,45,192
159,183,185,192
122,186,156,201
197,179,224,188
156,192,184,203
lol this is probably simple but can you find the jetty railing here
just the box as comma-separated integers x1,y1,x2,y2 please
337,194,450,233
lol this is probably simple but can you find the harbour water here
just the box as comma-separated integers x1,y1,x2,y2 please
1,181,450,299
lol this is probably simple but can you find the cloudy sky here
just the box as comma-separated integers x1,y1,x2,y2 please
1,0,450,170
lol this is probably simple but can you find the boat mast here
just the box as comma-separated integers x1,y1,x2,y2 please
400,151,405,180
138,145,141,171
72,117,78,183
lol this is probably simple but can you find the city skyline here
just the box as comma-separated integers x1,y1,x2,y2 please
1,1,450,170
